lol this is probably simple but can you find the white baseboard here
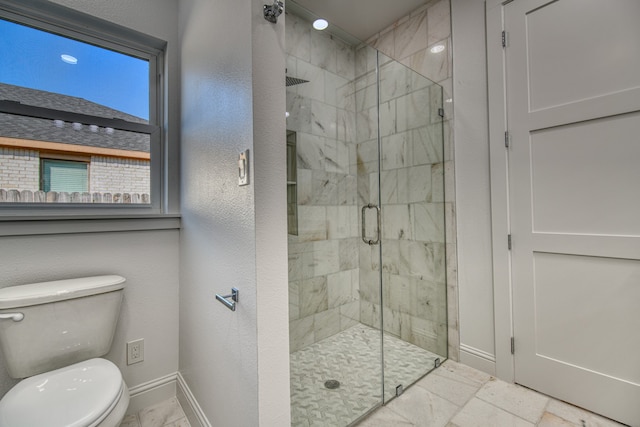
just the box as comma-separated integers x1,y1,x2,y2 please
176,372,212,427
460,343,497,376
126,372,177,415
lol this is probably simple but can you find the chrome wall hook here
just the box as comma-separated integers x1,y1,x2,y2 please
263,0,283,24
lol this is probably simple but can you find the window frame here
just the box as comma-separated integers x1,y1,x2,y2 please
0,0,166,217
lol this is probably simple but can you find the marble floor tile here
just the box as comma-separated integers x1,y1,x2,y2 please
475,378,549,424
544,399,627,427
386,385,460,427
124,343,626,427
166,418,191,427
134,397,190,427
448,397,534,427
433,360,491,388
415,369,481,407
119,414,141,427
537,412,578,427
357,407,414,427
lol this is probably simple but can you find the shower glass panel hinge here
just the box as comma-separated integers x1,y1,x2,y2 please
395,385,404,397
507,234,512,250
434,358,441,368
505,131,510,148
438,108,445,118
511,337,515,354
502,30,507,48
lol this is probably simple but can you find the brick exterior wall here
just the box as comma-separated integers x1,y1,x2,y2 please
0,148,150,195
0,147,40,190
90,156,150,194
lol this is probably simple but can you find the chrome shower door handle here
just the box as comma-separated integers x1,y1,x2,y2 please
361,203,381,245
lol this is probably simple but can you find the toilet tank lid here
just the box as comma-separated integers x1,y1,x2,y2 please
0,275,125,309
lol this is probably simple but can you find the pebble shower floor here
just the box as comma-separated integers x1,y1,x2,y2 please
290,324,442,426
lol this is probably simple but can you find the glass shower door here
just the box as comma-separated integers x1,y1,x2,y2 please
286,5,447,423
377,53,447,402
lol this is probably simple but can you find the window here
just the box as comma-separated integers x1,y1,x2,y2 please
0,0,165,214
41,159,89,193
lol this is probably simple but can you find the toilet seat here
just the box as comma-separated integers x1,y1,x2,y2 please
0,358,125,427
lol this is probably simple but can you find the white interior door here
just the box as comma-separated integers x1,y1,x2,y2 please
505,0,640,425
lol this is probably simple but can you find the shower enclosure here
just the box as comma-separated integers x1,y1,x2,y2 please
286,5,446,425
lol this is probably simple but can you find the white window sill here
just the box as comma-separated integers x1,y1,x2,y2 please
0,214,181,236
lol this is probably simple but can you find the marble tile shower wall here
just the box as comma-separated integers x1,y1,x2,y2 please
365,0,458,360
286,0,455,358
286,12,361,352
354,44,448,356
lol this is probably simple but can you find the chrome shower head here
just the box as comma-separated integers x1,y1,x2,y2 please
264,0,284,24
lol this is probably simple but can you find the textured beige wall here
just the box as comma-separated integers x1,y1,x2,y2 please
0,230,180,404
179,0,290,425
451,0,496,374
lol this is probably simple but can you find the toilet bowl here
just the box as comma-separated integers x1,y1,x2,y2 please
0,358,129,427
0,276,129,427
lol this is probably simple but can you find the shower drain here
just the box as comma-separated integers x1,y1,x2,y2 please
324,379,340,389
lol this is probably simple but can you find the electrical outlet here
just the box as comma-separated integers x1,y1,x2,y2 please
127,339,144,365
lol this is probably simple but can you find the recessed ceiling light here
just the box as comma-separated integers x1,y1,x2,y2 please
61,54,78,64
313,19,329,30
430,44,445,53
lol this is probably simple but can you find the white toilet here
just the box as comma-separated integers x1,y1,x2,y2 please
0,275,129,427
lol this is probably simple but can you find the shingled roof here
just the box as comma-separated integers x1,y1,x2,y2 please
0,83,149,153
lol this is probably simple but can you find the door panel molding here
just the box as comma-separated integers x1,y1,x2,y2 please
490,0,640,424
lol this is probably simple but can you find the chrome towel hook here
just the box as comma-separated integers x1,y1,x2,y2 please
263,0,283,24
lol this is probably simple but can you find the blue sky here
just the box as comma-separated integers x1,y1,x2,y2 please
0,18,149,120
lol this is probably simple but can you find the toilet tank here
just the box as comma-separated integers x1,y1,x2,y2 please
0,275,125,379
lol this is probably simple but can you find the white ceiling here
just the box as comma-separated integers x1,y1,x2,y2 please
289,0,429,42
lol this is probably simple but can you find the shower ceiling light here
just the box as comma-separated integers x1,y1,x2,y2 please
313,19,329,30
430,44,445,53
